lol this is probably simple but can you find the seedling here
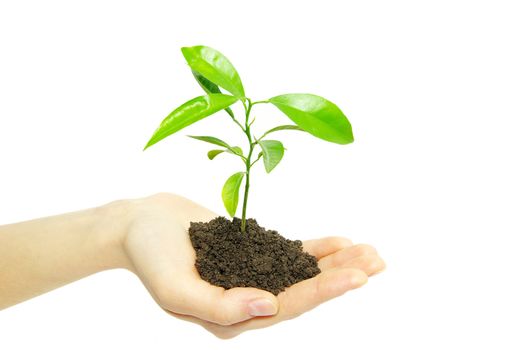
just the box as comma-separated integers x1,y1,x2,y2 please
144,46,353,233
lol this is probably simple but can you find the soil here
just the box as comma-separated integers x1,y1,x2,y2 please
189,216,321,295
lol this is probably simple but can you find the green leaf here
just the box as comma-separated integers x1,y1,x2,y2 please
207,149,224,160
191,70,235,118
192,70,222,94
182,46,245,98
207,147,242,160
189,136,244,158
144,94,238,150
258,140,285,173
260,124,303,139
222,172,245,217
229,146,243,156
188,135,231,148
269,94,353,144
265,124,303,133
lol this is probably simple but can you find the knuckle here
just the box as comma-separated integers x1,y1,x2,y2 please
148,192,178,204
211,328,239,339
152,192,171,198
152,281,179,309
353,244,377,256
330,236,353,247
370,257,386,273
210,308,236,326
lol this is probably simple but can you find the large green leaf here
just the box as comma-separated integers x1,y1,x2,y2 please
222,172,245,217
192,70,221,94
144,94,238,150
258,140,285,173
269,94,353,144
192,70,234,118
182,46,245,98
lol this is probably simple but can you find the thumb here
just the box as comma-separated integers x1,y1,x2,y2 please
169,281,279,326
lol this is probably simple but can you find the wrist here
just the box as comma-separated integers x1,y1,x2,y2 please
92,199,135,271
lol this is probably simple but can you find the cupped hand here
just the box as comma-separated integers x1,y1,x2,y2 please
122,193,385,339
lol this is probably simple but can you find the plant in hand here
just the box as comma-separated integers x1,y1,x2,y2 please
144,46,353,294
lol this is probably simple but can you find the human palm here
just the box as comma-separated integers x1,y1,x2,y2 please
123,193,385,338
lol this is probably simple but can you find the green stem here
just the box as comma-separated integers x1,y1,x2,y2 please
240,160,251,233
251,152,262,166
240,100,255,233
229,115,245,132
229,99,269,233
250,100,269,106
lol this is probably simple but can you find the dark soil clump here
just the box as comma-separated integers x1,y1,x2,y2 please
189,217,321,295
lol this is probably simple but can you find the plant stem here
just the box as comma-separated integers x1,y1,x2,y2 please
250,100,269,106
251,152,262,166
229,115,245,132
240,159,251,233
230,99,270,233
240,100,254,233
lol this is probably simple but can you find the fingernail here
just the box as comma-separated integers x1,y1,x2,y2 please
247,298,277,317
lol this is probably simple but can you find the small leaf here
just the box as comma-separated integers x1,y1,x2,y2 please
188,135,231,148
266,124,303,133
190,136,244,158
207,149,224,160
144,94,238,150
222,172,245,217
269,94,353,144
208,147,242,160
182,46,245,97
261,124,303,139
192,70,234,118
258,140,284,173
228,146,243,156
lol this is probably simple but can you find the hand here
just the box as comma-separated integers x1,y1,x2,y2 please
122,193,386,338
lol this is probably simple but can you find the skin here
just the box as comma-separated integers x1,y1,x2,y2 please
0,193,385,339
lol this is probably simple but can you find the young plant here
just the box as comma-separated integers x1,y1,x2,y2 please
144,46,353,233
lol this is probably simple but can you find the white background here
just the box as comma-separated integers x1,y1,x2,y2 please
1,0,522,348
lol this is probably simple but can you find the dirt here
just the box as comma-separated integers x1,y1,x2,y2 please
189,216,321,295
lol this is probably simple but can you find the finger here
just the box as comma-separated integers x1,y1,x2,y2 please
302,236,353,259
232,267,368,333
164,268,368,339
163,309,240,339
276,267,368,319
317,244,377,270
320,254,386,276
165,310,243,340
159,278,279,326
